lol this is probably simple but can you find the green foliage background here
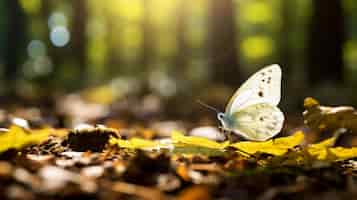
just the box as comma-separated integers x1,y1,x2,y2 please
0,0,356,113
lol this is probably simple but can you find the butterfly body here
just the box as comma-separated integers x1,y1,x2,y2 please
218,64,284,141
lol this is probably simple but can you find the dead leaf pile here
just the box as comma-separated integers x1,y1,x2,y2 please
0,98,357,200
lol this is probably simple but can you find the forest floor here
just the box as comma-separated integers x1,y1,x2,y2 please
0,94,357,200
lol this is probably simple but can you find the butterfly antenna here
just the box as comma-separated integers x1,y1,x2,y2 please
196,100,220,113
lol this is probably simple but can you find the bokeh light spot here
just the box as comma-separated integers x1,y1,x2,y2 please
344,40,357,69
27,40,46,59
22,56,53,78
33,56,53,76
241,2,273,24
20,0,41,15
50,26,70,47
48,12,68,29
149,70,177,97
241,36,274,59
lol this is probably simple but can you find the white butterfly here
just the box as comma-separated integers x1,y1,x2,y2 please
217,64,284,141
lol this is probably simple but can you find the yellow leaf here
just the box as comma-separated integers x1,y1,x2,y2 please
109,137,171,150
230,131,304,156
328,147,357,161
306,136,357,162
307,136,337,160
0,126,56,153
171,131,230,150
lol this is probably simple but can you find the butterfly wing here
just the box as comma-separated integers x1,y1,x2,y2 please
229,103,284,141
225,64,281,114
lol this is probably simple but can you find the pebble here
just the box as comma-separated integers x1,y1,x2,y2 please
157,174,181,191
38,166,79,192
81,166,104,178
151,121,186,137
189,126,226,141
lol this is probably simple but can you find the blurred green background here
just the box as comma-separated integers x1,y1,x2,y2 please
0,0,356,116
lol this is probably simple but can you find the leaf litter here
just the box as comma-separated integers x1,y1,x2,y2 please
0,97,357,199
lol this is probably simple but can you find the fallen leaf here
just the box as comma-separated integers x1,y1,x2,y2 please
303,97,357,133
307,136,337,160
328,147,357,161
305,136,357,161
109,137,172,150
230,131,304,156
0,126,60,153
178,185,211,200
65,125,119,152
111,181,167,200
171,131,230,150
176,164,191,181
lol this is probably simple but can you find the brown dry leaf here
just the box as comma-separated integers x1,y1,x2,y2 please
66,125,119,152
303,97,357,133
178,185,211,200
111,181,167,200
190,163,222,173
176,164,191,181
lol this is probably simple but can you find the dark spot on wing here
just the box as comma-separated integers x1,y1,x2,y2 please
258,91,264,97
259,117,264,121
267,77,272,84
261,72,265,76
262,79,265,82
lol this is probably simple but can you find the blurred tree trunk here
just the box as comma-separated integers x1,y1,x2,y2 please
140,0,154,72
307,0,345,85
40,0,50,39
208,0,241,86
173,0,189,81
71,0,88,85
106,19,121,77
279,0,293,77
1,0,27,93
140,0,155,92
279,0,294,107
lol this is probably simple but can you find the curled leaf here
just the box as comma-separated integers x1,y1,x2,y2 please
304,97,320,108
303,97,357,133
65,125,119,152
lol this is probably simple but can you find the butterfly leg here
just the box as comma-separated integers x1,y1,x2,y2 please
219,126,234,133
219,126,240,142
219,126,230,140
